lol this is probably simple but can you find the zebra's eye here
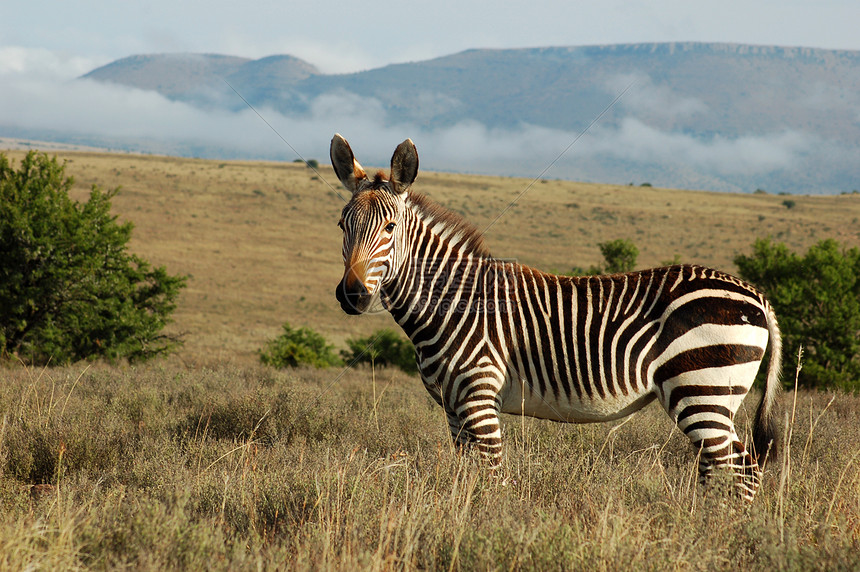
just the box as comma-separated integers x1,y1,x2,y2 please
384,222,396,233
337,219,345,231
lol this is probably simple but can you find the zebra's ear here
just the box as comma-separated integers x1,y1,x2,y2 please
390,138,418,195
330,134,367,194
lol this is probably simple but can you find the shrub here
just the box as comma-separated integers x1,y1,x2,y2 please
569,238,639,276
734,238,860,391
0,152,186,365
661,254,683,266
341,329,417,374
599,239,639,274
260,323,341,368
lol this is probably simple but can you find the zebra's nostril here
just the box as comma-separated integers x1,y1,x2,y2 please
336,277,371,315
339,279,368,298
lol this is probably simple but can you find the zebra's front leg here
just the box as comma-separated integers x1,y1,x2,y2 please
445,404,503,469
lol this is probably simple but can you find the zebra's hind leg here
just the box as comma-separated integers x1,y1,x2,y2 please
691,428,762,502
664,367,765,501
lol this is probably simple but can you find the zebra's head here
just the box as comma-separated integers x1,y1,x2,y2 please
331,134,419,315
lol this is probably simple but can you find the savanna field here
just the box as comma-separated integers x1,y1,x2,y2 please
1,147,860,569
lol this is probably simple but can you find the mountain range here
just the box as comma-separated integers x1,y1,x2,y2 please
45,44,860,193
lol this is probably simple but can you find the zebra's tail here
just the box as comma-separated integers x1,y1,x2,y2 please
752,300,782,466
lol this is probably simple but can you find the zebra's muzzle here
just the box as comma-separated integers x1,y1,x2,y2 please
336,278,371,315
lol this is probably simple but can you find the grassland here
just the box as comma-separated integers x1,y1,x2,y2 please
0,363,858,570
3,148,859,364
1,148,859,569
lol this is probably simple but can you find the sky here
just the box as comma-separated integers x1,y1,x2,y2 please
3,1,860,74
1,1,859,191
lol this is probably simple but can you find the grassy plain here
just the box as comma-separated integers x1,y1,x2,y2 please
3,148,859,364
0,363,858,570
1,148,860,569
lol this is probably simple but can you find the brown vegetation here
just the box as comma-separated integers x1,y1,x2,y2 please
2,149,858,364
1,149,859,568
0,362,857,569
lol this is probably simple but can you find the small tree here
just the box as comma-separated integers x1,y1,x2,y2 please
599,239,639,274
259,323,341,368
569,238,639,276
341,330,417,374
735,238,860,391
0,152,186,364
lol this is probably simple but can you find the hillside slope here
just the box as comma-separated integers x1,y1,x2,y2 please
85,44,860,141
73,43,860,194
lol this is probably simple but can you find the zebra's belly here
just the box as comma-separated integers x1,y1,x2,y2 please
499,378,656,423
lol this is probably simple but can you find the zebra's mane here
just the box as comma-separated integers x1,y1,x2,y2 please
406,193,492,258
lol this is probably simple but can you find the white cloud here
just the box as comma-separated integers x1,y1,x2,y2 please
0,46,101,79
607,72,708,120
582,118,812,175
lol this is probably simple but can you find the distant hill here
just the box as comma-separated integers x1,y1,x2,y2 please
82,54,252,99
62,44,860,193
83,53,320,108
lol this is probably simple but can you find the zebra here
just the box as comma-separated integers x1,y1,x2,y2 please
331,134,782,501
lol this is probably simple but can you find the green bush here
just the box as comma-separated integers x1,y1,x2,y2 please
735,238,860,391
0,152,186,365
569,238,639,276
599,238,639,274
341,329,417,374
260,323,341,368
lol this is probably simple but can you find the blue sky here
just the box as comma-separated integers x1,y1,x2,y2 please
3,0,860,74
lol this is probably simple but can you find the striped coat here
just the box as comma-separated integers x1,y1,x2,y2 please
331,134,781,500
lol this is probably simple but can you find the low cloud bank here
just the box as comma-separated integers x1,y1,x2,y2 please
1,47,853,194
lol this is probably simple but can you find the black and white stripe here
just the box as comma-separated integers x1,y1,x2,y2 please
331,135,781,501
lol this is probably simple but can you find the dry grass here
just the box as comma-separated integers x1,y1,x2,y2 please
0,362,857,570
1,148,859,569
2,148,859,364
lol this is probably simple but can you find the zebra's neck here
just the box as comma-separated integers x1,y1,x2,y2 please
384,195,490,341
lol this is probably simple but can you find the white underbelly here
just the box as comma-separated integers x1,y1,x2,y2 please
500,378,656,423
